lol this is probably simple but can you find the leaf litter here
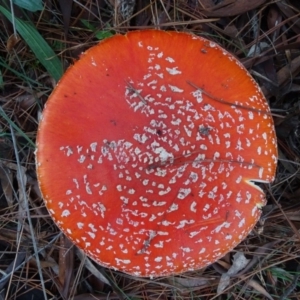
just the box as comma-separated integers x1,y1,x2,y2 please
0,0,299,299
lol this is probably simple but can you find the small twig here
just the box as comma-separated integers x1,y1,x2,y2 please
125,81,147,105
186,80,275,115
147,155,261,171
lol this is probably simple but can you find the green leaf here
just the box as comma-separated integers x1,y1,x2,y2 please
0,6,63,81
95,30,114,40
81,19,114,40
13,0,43,12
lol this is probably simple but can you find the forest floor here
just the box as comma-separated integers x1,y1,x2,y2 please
0,0,300,299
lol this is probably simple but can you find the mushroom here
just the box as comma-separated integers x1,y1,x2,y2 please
36,30,277,277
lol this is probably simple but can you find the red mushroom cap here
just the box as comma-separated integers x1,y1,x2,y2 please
36,30,277,277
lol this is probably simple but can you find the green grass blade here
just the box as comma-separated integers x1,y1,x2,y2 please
0,5,63,81
13,0,43,12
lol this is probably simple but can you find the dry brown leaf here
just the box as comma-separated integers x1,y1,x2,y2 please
198,0,215,9
0,163,14,207
235,241,281,277
135,0,152,26
247,42,278,96
223,23,239,38
267,6,282,38
212,256,231,274
16,165,27,221
245,278,275,300
277,148,298,175
205,0,267,17
171,276,211,288
76,248,111,286
278,209,300,222
58,0,73,37
217,252,250,293
36,259,58,269
6,34,21,52
276,55,300,87
2,161,27,224
276,1,300,34
262,55,300,97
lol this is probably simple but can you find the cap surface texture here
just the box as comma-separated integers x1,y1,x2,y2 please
36,30,277,277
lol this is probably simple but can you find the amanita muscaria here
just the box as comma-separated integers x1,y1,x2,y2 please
36,30,277,277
